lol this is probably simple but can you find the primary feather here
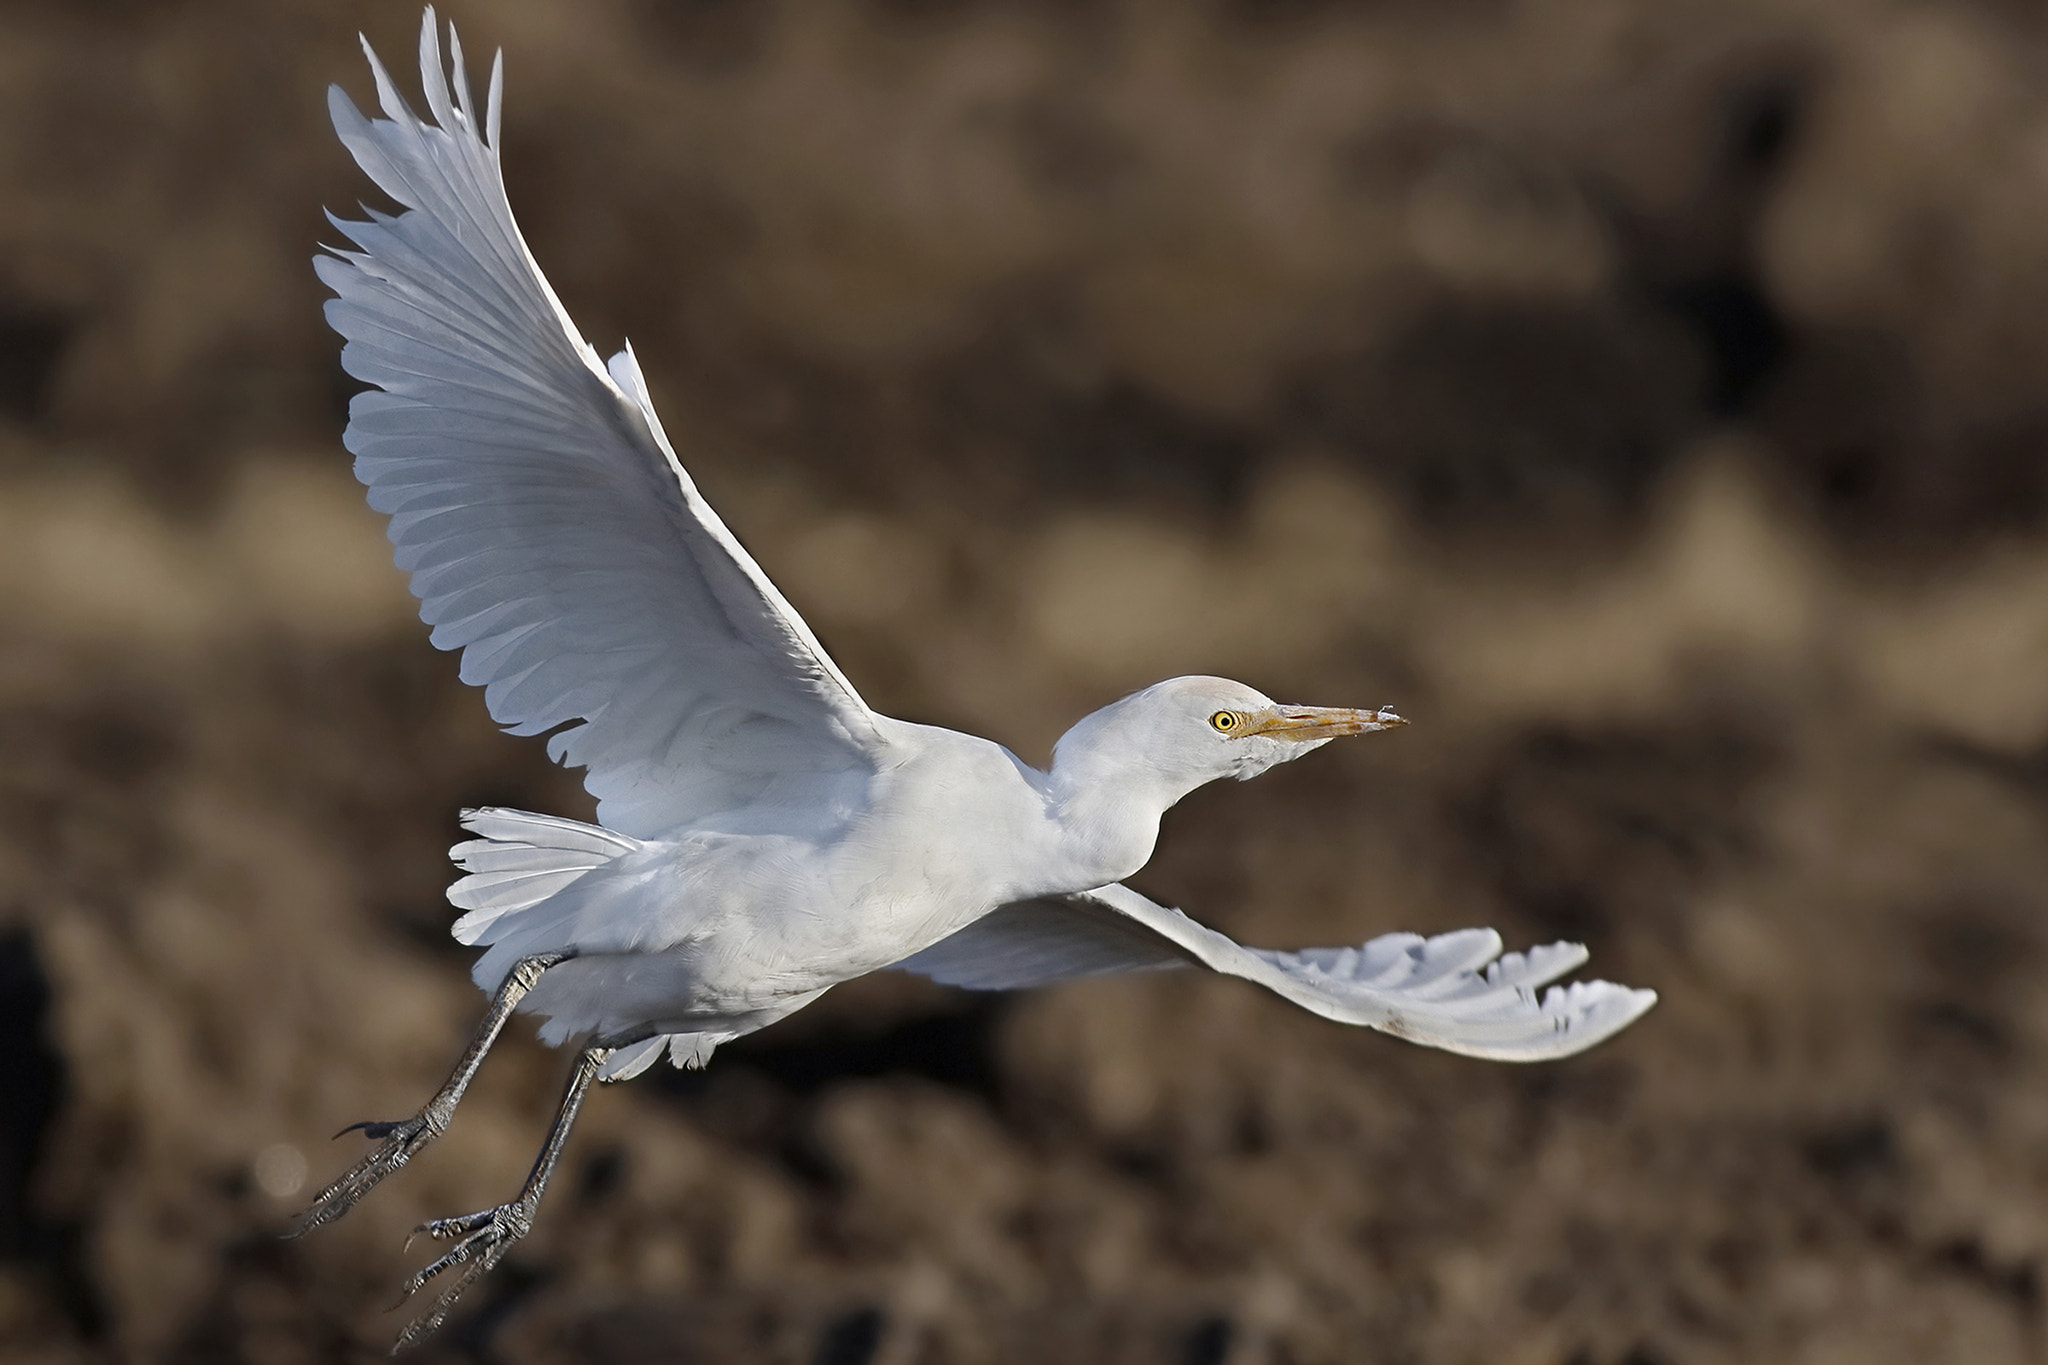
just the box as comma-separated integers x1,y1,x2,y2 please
322,20,882,840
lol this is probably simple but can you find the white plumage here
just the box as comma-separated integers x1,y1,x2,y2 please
296,11,1657,1347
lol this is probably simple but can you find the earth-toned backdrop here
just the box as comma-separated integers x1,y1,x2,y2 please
5,2,2048,1362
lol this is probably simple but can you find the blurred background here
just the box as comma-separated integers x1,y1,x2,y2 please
4,0,2048,1361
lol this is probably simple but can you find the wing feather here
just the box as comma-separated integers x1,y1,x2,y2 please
891,896,1191,989
893,884,1656,1062
324,11,886,836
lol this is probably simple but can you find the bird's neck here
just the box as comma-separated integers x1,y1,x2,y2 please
1043,747,1181,887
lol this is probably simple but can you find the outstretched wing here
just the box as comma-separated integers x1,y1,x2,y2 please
321,12,888,837
892,883,1656,1061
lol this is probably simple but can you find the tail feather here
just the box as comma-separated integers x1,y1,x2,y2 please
457,807,638,856
447,806,639,945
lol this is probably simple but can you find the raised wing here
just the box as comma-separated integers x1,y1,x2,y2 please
893,883,1656,1061
321,13,887,837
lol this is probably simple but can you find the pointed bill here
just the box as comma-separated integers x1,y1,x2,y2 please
1244,705,1407,742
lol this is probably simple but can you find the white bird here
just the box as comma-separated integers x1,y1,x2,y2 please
293,11,1657,1347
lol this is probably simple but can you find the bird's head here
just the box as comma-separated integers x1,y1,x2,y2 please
1053,675,1406,804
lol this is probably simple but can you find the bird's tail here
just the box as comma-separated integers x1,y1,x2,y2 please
445,807,729,1082
445,807,641,946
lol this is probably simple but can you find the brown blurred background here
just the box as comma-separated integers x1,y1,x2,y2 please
4,0,2048,1361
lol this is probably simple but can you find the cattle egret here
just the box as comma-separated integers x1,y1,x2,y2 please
293,11,1656,1347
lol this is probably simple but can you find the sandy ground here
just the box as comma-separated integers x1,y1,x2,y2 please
6,2,2048,1362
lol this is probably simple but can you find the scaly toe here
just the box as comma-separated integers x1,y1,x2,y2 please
396,1263,439,1304
397,1204,525,1298
415,1207,502,1242
290,1113,449,1239
392,1254,502,1354
388,1203,529,1349
397,1238,472,1301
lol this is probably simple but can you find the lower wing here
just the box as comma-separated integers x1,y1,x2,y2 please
889,883,1655,1062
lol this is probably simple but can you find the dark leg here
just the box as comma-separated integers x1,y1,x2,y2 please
391,1042,613,1351
290,952,567,1239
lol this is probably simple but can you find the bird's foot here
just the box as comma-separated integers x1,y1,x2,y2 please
288,1106,448,1239
391,1200,533,1350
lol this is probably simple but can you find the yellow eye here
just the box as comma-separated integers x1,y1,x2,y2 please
1210,710,1238,733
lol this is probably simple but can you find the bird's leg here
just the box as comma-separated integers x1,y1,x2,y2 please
290,952,568,1238
392,1042,612,1351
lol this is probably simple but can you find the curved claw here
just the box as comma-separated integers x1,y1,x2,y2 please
333,1118,407,1141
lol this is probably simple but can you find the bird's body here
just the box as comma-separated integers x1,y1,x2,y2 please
296,12,1657,1346
462,677,1383,1070
470,720,1061,1057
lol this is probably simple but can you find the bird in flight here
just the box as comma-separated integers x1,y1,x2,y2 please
293,10,1656,1348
